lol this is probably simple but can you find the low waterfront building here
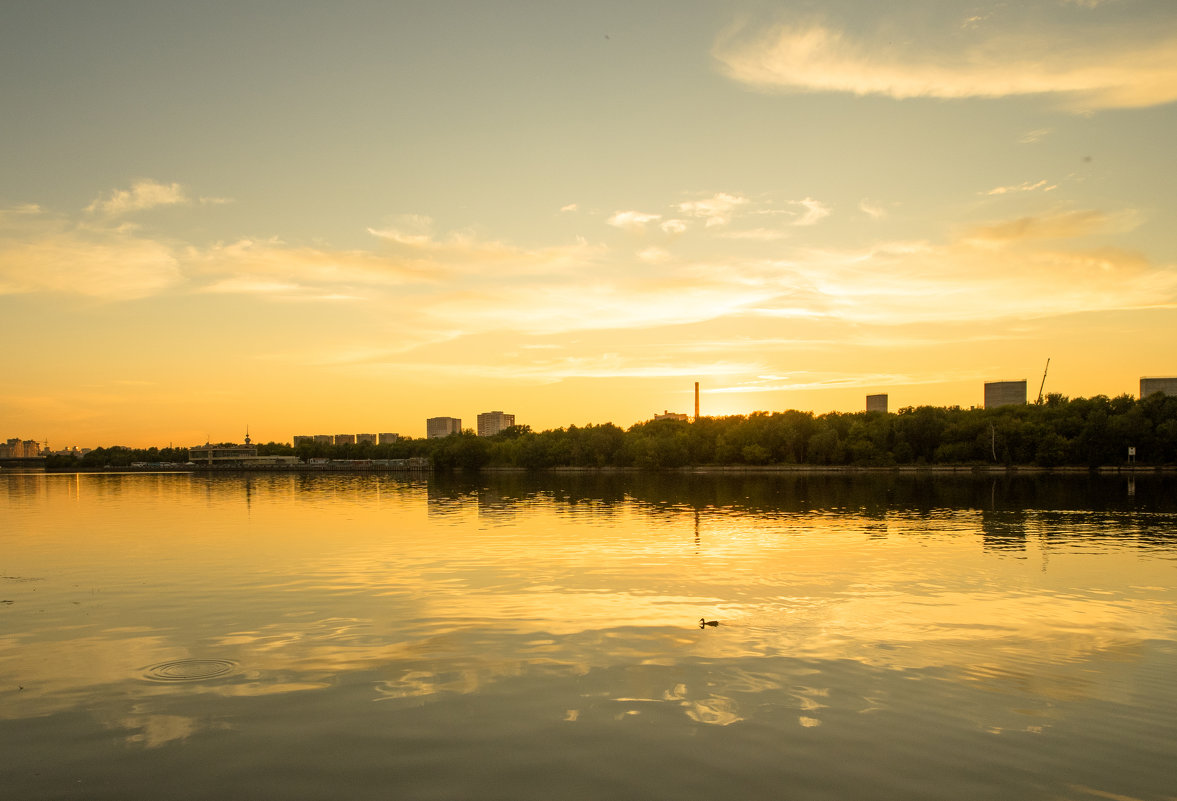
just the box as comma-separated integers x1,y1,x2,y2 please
188,443,259,464
653,410,688,422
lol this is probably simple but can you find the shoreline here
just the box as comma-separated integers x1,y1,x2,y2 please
20,463,1177,475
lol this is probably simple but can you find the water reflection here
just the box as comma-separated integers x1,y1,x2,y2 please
2,471,1176,799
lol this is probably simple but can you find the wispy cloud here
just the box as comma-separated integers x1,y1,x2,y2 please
677,192,749,227
0,207,182,299
720,228,790,241
366,353,758,383
86,180,188,216
7,186,1172,348
188,237,430,301
715,17,1177,111
710,370,934,394
986,179,1058,196
792,197,831,226
1019,128,1052,144
964,209,1134,242
859,200,886,220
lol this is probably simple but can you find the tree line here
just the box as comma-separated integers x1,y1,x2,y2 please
46,393,1177,470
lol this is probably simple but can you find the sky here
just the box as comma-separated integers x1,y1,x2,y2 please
2,0,1176,448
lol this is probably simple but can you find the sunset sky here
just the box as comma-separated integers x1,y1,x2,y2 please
2,0,1176,448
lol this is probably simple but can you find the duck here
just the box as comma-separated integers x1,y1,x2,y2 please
699,618,719,628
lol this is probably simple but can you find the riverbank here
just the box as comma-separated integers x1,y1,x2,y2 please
23,462,1177,475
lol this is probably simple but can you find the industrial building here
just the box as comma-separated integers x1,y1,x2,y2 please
866,394,888,413
653,410,688,421
984,380,1027,409
477,411,516,437
1140,377,1177,398
427,417,462,438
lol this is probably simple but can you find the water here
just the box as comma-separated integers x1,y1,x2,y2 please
2,471,1175,800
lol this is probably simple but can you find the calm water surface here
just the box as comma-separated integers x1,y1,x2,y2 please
2,471,1175,800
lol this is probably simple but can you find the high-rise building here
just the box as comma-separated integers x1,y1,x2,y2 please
866,394,888,413
1140,377,1177,398
335,434,356,445
356,433,376,445
0,438,42,458
378,432,399,444
427,417,462,438
984,380,1027,409
313,434,333,445
292,435,313,446
477,411,515,437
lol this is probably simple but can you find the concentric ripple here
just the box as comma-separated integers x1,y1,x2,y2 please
143,658,237,682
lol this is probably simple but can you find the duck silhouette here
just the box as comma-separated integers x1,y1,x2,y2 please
699,618,719,628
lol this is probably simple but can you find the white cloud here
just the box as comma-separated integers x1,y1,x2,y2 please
86,180,188,216
660,219,688,235
792,197,831,226
715,19,1177,112
677,193,748,227
607,210,662,231
560,203,579,213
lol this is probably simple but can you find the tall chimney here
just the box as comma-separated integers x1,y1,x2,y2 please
694,382,700,420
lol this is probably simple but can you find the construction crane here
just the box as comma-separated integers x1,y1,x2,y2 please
1036,358,1050,404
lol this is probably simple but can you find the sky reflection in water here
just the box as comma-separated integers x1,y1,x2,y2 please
2,471,1175,800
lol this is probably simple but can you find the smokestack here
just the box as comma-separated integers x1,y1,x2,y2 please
694,382,700,420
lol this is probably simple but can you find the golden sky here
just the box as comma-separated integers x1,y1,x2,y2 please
2,1,1175,447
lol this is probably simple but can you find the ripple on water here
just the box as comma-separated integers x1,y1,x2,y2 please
143,659,237,683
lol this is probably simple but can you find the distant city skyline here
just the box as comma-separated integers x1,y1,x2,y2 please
2,2,1175,447
8,370,1177,450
